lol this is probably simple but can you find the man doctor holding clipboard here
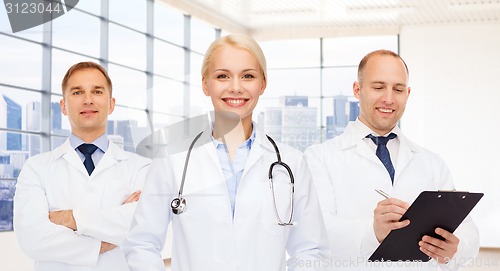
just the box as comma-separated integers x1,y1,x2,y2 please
304,50,480,270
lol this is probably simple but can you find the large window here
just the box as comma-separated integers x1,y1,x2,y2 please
0,36,42,89
0,0,206,231
52,9,100,58
0,0,398,232
109,0,147,32
257,36,398,151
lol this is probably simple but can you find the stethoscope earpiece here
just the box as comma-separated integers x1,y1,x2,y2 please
171,197,187,215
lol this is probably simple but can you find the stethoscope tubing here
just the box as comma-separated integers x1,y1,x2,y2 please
178,131,204,197
172,131,295,226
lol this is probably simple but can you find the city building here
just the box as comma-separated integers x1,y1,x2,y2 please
264,96,318,152
107,120,150,152
26,102,41,157
280,96,308,107
327,94,360,139
1,95,22,151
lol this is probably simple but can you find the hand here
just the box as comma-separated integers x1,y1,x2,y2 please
49,210,77,230
123,190,141,204
99,241,117,254
373,198,410,242
419,228,459,264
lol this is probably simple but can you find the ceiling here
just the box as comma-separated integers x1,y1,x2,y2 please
161,0,500,40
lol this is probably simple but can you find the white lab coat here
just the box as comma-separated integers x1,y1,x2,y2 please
304,121,480,271
123,125,330,271
14,139,151,271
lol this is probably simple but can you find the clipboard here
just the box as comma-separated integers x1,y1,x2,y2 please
369,191,483,262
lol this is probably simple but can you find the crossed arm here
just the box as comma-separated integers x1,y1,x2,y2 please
48,190,142,254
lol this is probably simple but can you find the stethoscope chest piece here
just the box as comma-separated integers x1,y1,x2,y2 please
171,197,187,214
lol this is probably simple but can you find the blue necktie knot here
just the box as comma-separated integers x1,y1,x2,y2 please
78,144,98,175
368,133,397,146
367,133,397,183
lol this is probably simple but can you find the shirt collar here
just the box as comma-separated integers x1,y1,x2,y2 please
211,122,256,150
353,118,401,138
69,133,109,153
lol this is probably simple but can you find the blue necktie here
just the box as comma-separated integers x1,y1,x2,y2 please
78,144,98,175
367,133,397,183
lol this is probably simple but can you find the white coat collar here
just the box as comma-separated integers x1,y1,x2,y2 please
338,120,421,153
53,138,130,177
194,122,275,179
174,122,278,200
196,121,274,152
243,122,276,173
339,120,421,180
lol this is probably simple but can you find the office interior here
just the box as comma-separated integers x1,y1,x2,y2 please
0,0,499,270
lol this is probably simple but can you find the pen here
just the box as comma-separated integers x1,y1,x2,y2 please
375,189,391,199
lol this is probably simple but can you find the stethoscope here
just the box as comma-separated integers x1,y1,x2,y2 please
171,131,295,226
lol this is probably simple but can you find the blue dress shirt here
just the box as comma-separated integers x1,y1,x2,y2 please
70,133,109,167
212,126,256,218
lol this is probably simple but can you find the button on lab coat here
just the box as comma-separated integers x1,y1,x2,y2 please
14,139,151,271
123,126,330,271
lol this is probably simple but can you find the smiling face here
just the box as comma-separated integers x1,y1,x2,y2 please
353,53,411,135
60,68,115,141
202,44,266,126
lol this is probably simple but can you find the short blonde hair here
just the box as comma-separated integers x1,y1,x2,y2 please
201,34,267,82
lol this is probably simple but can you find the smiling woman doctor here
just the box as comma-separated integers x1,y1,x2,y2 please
123,34,330,271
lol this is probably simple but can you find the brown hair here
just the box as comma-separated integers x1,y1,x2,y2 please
357,50,409,84
61,61,113,97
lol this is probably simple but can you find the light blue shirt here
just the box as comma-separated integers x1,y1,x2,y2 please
212,126,256,218
70,133,109,167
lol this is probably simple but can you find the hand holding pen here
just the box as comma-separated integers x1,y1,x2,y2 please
374,190,461,263
372,189,410,243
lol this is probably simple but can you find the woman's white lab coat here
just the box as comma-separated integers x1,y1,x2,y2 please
304,121,480,270
14,139,151,271
123,126,330,271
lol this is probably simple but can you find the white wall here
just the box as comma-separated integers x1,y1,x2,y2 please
400,22,500,247
0,232,33,270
